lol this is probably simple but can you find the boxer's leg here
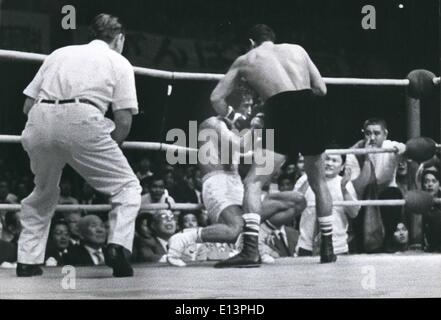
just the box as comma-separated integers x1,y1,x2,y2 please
304,153,336,263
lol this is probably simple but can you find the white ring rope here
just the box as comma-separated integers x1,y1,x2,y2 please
0,49,436,85
0,134,439,155
0,198,440,212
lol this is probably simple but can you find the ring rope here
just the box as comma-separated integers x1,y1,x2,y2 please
0,198,440,212
0,134,439,155
0,49,437,85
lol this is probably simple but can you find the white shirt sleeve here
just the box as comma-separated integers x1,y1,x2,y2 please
112,59,139,114
23,64,45,99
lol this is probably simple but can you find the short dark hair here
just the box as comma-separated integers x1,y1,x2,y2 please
326,143,347,164
89,13,125,43
248,24,276,45
277,173,294,186
363,118,388,131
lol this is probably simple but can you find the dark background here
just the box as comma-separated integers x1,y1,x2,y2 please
0,0,439,175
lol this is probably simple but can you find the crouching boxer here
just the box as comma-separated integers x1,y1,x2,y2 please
167,95,306,267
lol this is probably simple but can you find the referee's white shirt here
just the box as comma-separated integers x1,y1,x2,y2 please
23,39,138,115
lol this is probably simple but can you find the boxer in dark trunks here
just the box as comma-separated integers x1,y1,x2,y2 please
210,24,336,264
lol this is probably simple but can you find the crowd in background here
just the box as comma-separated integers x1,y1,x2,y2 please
0,118,440,267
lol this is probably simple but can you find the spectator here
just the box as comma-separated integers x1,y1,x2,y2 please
132,212,157,262
175,212,208,262
140,177,150,196
65,215,107,266
79,182,105,205
396,158,418,195
58,180,79,205
136,157,153,181
163,170,178,198
277,174,295,192
173,174,201,204
346,118,406,253
295,153,360,256
0,180,18,238
1,211,21,243
63,211,82,246
45,220,71,266
422,170,441,252
283,162,297,177
134,211,177,263
14,180,31,203
140,174,176,217
0,179,18,203
392,222,409,252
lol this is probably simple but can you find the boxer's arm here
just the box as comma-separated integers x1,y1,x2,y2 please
304,51,327,96
210,58,243,116
112,109,133,147
23,97,35,115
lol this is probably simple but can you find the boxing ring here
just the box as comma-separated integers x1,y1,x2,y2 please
0,49,441,299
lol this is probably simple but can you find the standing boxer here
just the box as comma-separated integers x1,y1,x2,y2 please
210,24,337,264
17,14,141,277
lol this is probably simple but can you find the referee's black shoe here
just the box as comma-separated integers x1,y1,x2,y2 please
16,263,43,277
105,243,133,277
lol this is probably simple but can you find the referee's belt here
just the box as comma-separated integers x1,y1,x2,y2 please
38,98,99,110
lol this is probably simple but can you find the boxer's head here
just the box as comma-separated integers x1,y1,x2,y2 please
248,24,276,48
90,13,125,54
362,118,388,148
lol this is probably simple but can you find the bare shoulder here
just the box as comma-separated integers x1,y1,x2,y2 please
281,43,308,55
200,116,220,130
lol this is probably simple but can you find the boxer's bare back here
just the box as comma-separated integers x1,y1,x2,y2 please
212,42,326,108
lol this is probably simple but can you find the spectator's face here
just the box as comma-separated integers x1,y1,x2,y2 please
285,164,296,176
81,217,106,246
153,212,176,238
65,212,81,238
0,181,9,199
52,224,70,250
182,214,198,229
164,172,175,189
397,159,408,177
139,158,151,172
149,179,165,202
324,155,344,178
16,183,29,199
60,182,72,197
5,211,21,238
278,178,294,192
138,218,151,238
82,183,94,198
393,223,409,245
423,173,440,196
363,124,387,148
296,156,305,173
